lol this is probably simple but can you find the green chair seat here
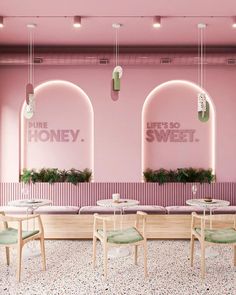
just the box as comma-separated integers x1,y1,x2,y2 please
98,227,143,244
0,227,39,245
195,227,236,244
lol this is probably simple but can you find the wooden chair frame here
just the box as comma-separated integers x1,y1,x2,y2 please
190,212,236,278
92,211,148,279
0,211,46,282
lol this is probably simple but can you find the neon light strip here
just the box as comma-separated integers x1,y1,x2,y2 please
20,80,94,178
141,80,216,180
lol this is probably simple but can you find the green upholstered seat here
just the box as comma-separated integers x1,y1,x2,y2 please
195,227,236,244
0,227,39,245
97,227,143,244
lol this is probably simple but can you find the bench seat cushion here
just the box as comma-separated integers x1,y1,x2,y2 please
35,206,80,214
0,206,33,214
212,206,236,214
79,206,121,215
166,206,209,214
124,205,166,214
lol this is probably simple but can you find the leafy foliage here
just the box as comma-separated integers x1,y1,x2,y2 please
20,168,92,185
143,168,215,184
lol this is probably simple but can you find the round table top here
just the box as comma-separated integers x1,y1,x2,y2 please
186,198,230,208
97,199,139,208
8,199,52,208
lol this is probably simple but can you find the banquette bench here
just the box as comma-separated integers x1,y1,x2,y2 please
1,205,235,239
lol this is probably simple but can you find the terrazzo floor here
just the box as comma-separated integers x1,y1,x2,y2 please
0,240,235,295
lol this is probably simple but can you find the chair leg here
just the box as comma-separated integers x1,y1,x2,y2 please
200,243,205,279
103,244,108,280
40,237,46,271
134,245,138,265
143,242,148,278
92,236,97,269
5,247,10,266
17,245,22,282
234,246,236,267
190,234,195,267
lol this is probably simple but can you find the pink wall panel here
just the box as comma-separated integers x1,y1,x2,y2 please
0,65,236,182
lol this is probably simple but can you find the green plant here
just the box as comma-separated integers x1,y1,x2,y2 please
143,168,215,184
20,168,32,184
20,168,92,185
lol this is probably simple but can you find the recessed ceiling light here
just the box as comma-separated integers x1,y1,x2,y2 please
0,16,4,28
73,16,82,28
153,16,161,28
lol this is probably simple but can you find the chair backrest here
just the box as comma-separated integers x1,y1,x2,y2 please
135,211,147,238
93,211,148,239
0,211,8,229
191,212,236,230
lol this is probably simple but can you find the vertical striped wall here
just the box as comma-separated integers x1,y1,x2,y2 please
0,182,235,207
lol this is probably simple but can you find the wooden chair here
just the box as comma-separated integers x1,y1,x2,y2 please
0,211,46,282
190,212,236,278
92,211,148,279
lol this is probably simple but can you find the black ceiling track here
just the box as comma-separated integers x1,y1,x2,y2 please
1,45,236,54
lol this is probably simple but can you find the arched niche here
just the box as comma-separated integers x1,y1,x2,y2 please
142,80,215,175
20,80,94,173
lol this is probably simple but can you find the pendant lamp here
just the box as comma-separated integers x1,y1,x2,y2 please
24,24,36,119
111,23,123,100
197,23,209,122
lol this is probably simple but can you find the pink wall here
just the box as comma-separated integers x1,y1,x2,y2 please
22,81,93,171
143,80,214,171
0,65,236,182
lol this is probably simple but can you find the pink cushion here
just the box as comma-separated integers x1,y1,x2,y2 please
34,206,80,214
124,205,166,214
166,206,209,214
212,206,236,214
79,206,121,214
0,206,33,214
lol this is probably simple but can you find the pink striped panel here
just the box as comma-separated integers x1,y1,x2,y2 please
0,183,235,207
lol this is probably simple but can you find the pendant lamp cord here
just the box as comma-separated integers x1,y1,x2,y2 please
28,27,34,86
115,27,119,67
198,25,206,90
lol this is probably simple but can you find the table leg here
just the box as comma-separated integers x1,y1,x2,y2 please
195,206,218,258
210,208,213,229
108,206,130,259
23,207,40,259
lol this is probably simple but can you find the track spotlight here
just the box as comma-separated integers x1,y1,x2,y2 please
232,16,236,28
0,16,4,28
153,16,161,28
73,16,82,28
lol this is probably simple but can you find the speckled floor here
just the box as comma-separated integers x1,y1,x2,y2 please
0,240,235,295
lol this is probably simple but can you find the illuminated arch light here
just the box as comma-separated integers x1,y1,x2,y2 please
20,80,94,177
141,80,216,178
